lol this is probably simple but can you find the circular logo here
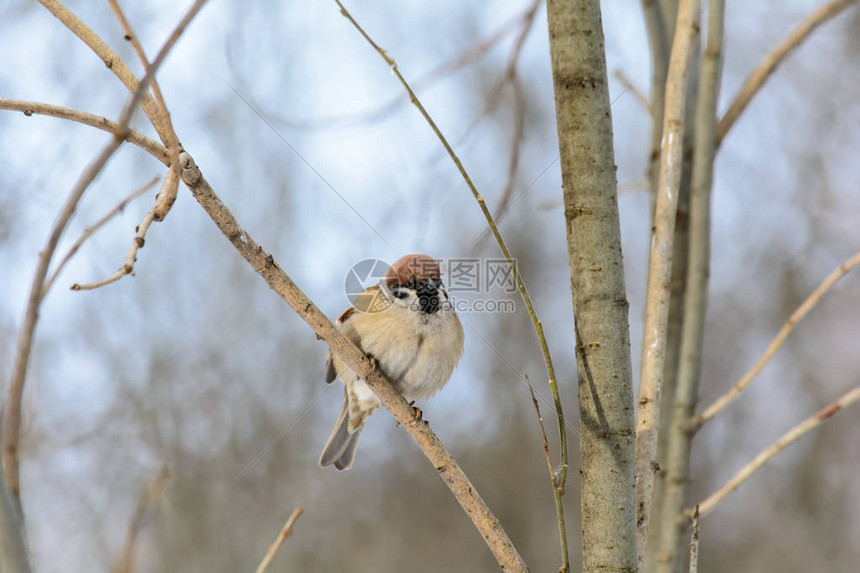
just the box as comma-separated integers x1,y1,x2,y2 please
344,258,392,313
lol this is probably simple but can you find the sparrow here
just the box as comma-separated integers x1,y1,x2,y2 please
319,254,464,470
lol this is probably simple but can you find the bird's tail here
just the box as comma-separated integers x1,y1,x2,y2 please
319,397,363,470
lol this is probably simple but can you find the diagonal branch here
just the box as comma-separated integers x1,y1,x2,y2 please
254,507,303,573
696,386,860,516
178,151,529,572
717,0,859,142
43,175,159,295
694,250,860,429
114,466,169,573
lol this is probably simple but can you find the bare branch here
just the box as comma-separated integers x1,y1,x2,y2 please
106,0,183,220
36,0,166,142
641,0,670,212
613,69,651,115
43,176,159,295
525,374,569,571
0,99,168,164
254,507,303,573
525,375,556,484
72,168,179,291
696,387,860,516
717,0,859,142
0,471,32,573
695,250,860,429
493,0,541,220
114,466,169,573
178,151,529,572
653,1,725,571
2,135,127,509
635,0,700,560
688,506,699,573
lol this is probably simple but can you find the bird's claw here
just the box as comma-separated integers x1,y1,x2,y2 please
410,401,423,424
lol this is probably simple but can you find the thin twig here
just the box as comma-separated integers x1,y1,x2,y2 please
0,99,168,164
635,0,700,562
525,374,569,571
72,168,179,290
613,69,651,115
688,505,699,573
524,375,555,484
333,4,558,570
696,386,860,516
178,151,529,572
694,250,860,429
653,2,725,571
493,0,541,220
114,466,169,573
43,176,159,295
717,0,859,142
106,0,183,218
254,507,303,573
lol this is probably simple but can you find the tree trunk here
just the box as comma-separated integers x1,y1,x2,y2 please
546,2,638,571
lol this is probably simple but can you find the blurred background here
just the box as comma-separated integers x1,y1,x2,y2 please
1,1,859,571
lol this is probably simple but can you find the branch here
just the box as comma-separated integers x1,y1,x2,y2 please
696,386,860,516
334,3,562,568
254,507,303,573
688,506,699,573
0,471,31,573
635,0,699,560
653,1,725,571
177,151,529,572
43,175,159,295
0,99,168,164
72,168,179,290
524,374,568,571
717,0,859,142
36,0,166,142
641,0,670,210
107,0,184,224
492,0,541,220
114,466,169,573
694,250,860,429
612,69,651,115
3,133,129,510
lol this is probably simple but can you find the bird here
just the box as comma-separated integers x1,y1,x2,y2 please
319,254,464,470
